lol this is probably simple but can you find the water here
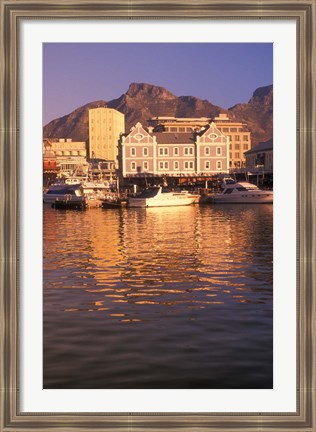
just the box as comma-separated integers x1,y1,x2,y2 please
43,204,273,389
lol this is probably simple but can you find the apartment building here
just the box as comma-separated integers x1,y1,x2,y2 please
118,122,229,178
88,107,125,162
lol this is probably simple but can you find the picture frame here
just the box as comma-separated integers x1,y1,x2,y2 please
0,0,315,431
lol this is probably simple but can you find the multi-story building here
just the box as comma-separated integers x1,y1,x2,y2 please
43,138,87,175
148,113,252,169
118,122,229,178
213,113,251,169
88,107,125,162
148,116,212,133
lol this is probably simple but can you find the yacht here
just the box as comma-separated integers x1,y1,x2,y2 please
128,186,197,208
43,184,85,204
211,179,273,204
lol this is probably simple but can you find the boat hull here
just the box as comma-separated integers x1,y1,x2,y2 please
128,195,196,208
212,193,273,204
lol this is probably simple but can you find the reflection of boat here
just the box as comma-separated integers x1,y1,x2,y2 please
43,184,85,204
211,179,273,204
128,186,197,208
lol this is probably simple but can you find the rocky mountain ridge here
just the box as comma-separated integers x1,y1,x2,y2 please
44,82,273,146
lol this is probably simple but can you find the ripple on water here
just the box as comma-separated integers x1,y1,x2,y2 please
44,204,273,389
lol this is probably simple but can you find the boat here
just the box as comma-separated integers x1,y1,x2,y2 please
211,179,273,203
101,198,128,209
43,184,85,204
128,186,197,208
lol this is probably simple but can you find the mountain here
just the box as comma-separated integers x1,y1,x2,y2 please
228,85,273,146
43,83,273,145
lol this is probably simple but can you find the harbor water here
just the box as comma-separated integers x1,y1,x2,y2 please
43,204,273,389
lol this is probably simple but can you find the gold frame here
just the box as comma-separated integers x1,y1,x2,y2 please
0,1,315,430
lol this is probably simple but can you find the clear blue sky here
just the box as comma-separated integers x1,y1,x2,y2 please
43,43,272,125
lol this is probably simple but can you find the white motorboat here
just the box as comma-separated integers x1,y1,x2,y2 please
211,179,273,204
128,186,197,208
43,184,85,204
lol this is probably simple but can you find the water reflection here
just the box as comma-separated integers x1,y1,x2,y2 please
44,204,273,389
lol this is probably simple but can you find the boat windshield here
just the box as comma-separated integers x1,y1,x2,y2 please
138,187,160,198
47,185,81,195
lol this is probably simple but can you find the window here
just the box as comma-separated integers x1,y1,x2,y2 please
131,147,136,156
184,147,194,156
159,161,169,170
205,147,210,156
143,161,149,170
216,161,222,170
235,152,240,159
235,135,240,141
174,147,179,156
230,127,237,132
143,147,148,156
131,162,136,171
243,135,249,141
184,161,194,169
243,143,249,150
216,147,222,156
228,135,232,142
174,161,179,170
229,152,232,159
235,144,240,150
205,161,210,170
179,127,185,132
229,144,232,150
159,147,168,156
222,127,229,132
238,128,243,132
170,127,177,132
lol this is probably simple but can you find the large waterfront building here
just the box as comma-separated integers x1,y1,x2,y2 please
43,138,87,175
148,113,252,170
118,122,229,178
213,113,251,169
88,107,125,162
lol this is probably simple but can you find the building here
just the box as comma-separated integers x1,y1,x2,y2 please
244,139,273,188
43,141,59,183
118,122,229,179
212,113,251,169
148,116,212,132
43,138,87,175
244,139,273,173
88,107,125,162
148,113,252,169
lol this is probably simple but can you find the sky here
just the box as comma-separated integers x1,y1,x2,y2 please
43,43,273,125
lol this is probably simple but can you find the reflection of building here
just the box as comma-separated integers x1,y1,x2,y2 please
244,139,273,173
43,138,87,175
118,122,229,178
148,114,252,169
88,107,125,162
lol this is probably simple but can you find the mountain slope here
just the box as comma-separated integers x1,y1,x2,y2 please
43,82,273,145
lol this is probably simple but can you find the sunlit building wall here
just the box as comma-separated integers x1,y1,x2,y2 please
118,122,229,177
89,107,125,163
148,114,252,169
